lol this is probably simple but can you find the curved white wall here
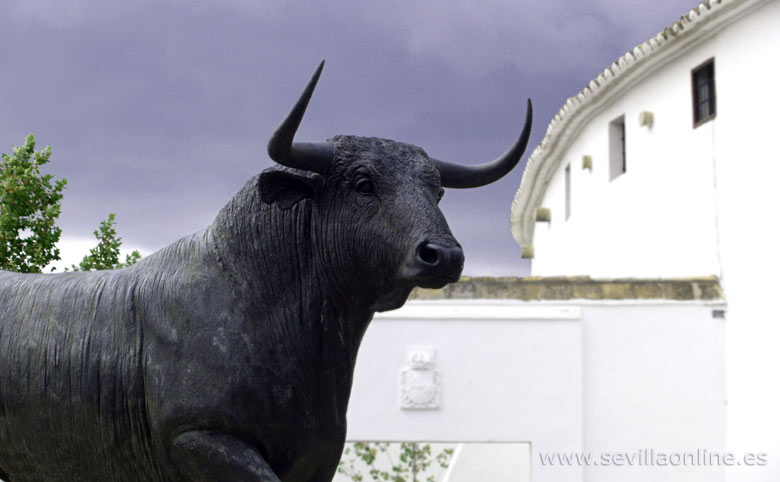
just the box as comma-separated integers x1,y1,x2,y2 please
531,0,779,279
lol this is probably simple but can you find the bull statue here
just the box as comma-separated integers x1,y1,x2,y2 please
0,61,531,482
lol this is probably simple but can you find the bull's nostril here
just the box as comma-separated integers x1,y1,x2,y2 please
418,244,440,265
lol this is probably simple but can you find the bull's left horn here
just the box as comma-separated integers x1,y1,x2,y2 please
267,60,334,174
432,99,533,188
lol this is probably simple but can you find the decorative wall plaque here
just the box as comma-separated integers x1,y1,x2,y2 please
399,346,441,410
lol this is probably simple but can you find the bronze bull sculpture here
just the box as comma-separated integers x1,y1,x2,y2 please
0,62,531,481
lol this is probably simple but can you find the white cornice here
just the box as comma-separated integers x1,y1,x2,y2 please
374,300,582,320
510,0,771,249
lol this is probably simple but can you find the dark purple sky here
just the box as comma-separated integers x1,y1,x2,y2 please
0,0,696,274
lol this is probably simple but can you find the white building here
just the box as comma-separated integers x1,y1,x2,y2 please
509,0,780,480
344,0,779,481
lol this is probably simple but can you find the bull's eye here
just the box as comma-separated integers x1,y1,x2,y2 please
437,188,445,204
356,178,374,195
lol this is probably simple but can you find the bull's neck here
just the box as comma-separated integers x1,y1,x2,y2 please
208,185,376,348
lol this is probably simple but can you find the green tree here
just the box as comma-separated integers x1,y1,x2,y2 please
70,213,141,271
338,442,454,482
0,134,67,273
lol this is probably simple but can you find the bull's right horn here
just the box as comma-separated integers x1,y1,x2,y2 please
267,60,334,174
431,99,533,188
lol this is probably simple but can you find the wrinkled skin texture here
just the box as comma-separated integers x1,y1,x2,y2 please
0,136,463,482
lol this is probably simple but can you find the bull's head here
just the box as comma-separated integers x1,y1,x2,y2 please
262,61,532,311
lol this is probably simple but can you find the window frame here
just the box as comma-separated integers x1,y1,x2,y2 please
565,163,571,220
609,115,626,181
691,58,716,128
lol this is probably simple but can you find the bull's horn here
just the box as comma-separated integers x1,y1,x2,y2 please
267,60,334,174
432,99,533,188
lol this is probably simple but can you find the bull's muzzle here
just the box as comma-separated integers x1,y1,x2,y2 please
411,241,464,288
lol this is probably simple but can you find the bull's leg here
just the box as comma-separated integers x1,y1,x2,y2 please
309,441,345,482
171,430,281,482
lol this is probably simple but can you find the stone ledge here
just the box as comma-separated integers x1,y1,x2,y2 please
409,276,723,301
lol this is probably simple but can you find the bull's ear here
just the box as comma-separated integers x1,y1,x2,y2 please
259,170,322,209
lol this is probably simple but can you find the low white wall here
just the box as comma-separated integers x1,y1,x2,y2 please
348,301,583,482
580,302,726,482
346,300,726,482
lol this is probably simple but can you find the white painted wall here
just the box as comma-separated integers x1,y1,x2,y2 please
706,2,780,481
523,1,780,480
345,300,725,482
445,443,531,482
347,301,583,482
530,1,780,278
532,51,721,277
580,303,726,482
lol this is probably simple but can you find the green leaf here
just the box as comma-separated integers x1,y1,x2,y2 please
0,134,67,272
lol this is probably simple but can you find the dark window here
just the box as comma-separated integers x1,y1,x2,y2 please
692,59,716,127
565,164,571,220
609,115,626,180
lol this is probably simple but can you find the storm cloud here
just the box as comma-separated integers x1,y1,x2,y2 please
0,0,697,274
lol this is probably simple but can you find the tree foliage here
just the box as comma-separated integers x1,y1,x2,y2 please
69,213,141,271
1,134,141,273
338,442,454,482
0,134,67,273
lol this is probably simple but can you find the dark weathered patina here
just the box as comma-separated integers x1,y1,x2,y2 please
0,62,531,482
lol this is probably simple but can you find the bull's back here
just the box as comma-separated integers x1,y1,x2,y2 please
0,270,162,481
